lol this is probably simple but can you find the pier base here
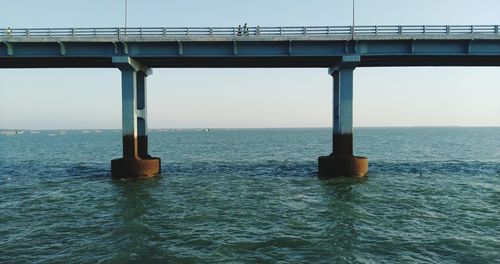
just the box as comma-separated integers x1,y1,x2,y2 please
318,155,368,178
111,157,161,178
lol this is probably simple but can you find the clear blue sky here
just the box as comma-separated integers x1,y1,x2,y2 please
0,0,499,129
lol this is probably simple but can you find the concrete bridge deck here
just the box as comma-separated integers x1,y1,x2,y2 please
2,25,500,68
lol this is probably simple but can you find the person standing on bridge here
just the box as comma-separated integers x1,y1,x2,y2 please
243,23,248,36
237,25,242,36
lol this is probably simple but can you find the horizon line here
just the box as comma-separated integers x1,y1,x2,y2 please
1,125,499,131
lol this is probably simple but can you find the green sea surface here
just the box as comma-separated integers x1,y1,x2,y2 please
1,128,499,263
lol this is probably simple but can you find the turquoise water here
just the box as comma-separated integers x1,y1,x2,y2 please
0,128,499,263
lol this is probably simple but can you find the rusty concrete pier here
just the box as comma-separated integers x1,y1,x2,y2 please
111,57,160,178
318,56,367,178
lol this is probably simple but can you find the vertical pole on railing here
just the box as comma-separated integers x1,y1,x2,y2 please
495,25,499,34
423,25,426,34
327,26,330,36
187,28,190,36
351,0,355,40
446,26,450,34
49,28,52,37
125,0,128,29
280,27,282,36
303,27,306,35
398,26,402,35
26,29,30,37
470,25,474,33
163,27,167,36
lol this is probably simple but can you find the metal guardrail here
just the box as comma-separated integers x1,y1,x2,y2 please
1,25,499,38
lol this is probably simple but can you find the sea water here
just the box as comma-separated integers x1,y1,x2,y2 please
0,128,499,263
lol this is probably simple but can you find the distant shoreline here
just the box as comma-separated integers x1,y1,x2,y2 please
1,126,499,132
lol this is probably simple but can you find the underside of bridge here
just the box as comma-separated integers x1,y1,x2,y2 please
2,55,500,68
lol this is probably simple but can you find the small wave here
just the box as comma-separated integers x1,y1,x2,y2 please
369,160,500,176
64,163,109,178
164,160,317,178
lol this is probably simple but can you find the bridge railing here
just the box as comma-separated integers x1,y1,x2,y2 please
1,25,499,38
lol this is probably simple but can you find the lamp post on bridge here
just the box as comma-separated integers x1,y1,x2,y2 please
125,0,128,29
352,0,355,40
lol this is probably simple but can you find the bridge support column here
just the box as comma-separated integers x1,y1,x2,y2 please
111,57,160,178
318,59,368,178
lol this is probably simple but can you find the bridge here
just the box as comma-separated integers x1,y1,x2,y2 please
2,25,500,178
